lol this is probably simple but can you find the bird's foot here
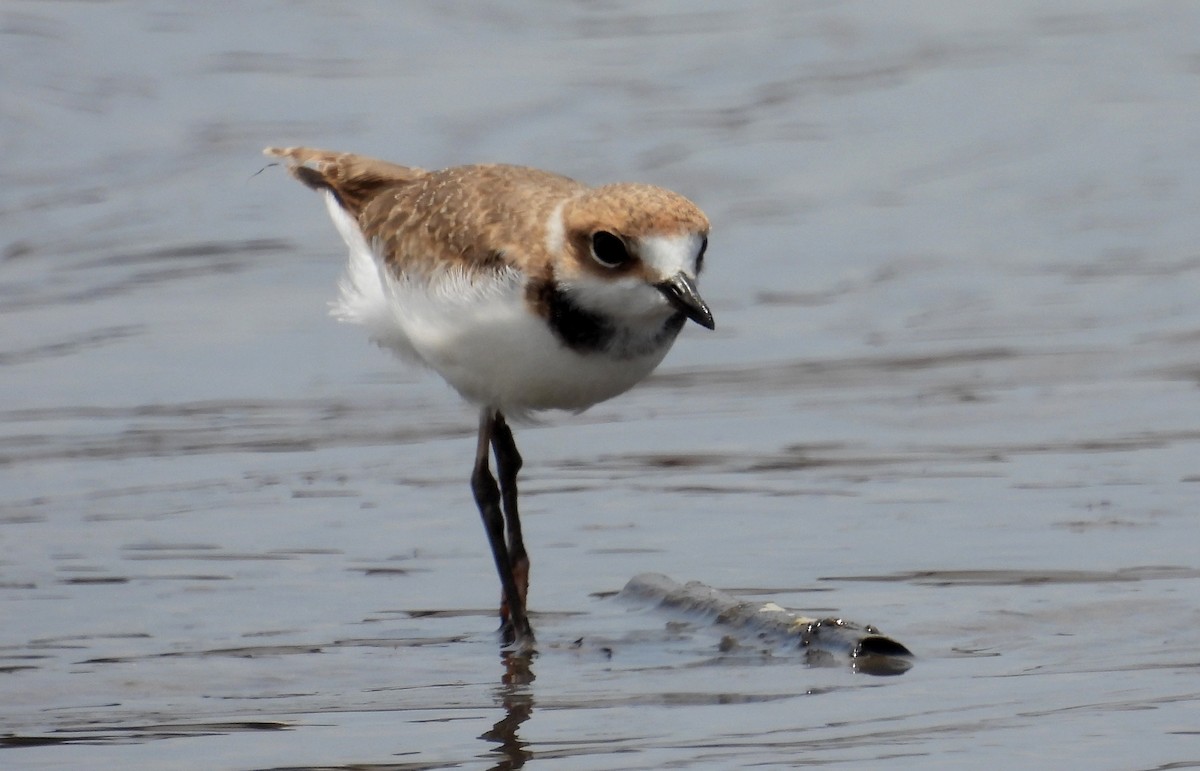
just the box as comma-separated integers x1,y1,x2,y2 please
498,599,536,653
498,618,536,654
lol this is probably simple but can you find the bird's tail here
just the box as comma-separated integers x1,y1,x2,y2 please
263,146,426,216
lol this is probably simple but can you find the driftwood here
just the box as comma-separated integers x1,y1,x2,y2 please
620,573,913,675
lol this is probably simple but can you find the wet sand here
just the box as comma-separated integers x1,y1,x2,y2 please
3,2,1199,768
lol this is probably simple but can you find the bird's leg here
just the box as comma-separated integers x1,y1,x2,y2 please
490,413,530,626
471,408,534,647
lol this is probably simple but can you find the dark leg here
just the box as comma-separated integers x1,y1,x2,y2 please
491,413,529,626
471,408,534,647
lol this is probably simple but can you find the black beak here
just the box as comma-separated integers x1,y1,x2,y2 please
656,272,715,330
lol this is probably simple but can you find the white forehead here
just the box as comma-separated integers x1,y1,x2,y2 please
636,232,705,278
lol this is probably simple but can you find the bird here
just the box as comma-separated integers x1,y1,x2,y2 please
264,146,714,649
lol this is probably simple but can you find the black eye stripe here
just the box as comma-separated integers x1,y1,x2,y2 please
590,230,631,268
697,236,708,272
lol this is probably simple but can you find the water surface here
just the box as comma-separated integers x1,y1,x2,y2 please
2,2,1199,769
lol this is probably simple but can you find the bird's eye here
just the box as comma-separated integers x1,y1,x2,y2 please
590,231,631,268
696,235,708,272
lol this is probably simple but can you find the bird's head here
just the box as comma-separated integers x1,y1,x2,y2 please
548,183,714,330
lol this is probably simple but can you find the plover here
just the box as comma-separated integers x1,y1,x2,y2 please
265,146,713,649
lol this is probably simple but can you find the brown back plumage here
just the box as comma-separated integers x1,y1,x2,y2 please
266,146,590,278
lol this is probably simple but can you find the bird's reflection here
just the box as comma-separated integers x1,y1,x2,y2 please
480,651,535,769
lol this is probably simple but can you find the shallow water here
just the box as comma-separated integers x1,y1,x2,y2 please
3,2,1200,769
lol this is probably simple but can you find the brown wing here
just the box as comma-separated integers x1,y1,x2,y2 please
361,163,586,277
